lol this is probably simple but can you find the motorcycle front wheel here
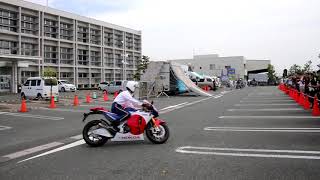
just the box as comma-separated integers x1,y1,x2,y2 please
146,123,170,144
83,120,109,147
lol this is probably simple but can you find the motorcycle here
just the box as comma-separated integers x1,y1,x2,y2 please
82,101,170,147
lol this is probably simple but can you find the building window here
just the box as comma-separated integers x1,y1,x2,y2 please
90,29,101,45
21,42,37,56
60,22,73,40
91,50,101,66
0,9,18,32
77,26,89,43
60,47,73,65
78,73,88,78
0,40,18,55
78,49,88,65
44,45,58,64
21,14,37,35
44,19,58,38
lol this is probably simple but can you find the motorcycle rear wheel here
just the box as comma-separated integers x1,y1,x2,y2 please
146,123,170,144
83,120,109,147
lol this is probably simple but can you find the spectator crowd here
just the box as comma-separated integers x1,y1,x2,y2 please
283,71,320,108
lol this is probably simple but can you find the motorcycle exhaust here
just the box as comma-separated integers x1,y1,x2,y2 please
92,128,114,138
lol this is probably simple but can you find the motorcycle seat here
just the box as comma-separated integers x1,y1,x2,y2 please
103,112,123,121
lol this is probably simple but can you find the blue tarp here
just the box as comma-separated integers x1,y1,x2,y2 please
177,80,188,93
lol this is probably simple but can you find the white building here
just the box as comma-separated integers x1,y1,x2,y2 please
0,0,142,93
170,54,270,80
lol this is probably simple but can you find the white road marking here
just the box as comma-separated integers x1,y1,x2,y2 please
243,97,291,100
219,116,320,119
227,108,304,112
39,107,87,113
18,140,85,163
0,125,12,131
234,104,299,106
0,112,64,121
69,134,83,140
204,127,320,132
240,100,294,103
176,146,320,160
159,95,218,114
3,142,63,159
159,102,189,111
214,95,223,99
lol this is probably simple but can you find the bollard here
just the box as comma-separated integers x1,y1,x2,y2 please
93,92,97,99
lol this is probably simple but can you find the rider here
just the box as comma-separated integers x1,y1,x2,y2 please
111,81,142,124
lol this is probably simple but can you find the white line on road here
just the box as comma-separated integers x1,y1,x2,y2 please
240,100,294,103
39,107,87,113
176,146,320,160
0,112,64,121
159,102,189,111
234,104,299,106
227,108,304,112
204,127,320,133
243,98,291,100
69,134,83,140
3,142,63,159
18,140,85,163
219,116,320,119
0,125,12,131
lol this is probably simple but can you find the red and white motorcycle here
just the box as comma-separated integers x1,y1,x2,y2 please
82,101,170,147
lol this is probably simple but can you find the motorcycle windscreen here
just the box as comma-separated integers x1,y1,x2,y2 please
127,114,146,135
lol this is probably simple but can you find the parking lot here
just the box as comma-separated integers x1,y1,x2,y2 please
1,86,320,180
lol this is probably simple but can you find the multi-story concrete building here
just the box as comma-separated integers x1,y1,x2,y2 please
0,0,142,93
170,54,270,79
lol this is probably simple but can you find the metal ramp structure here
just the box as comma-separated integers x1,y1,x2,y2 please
139,61,212,97
170,62,212,97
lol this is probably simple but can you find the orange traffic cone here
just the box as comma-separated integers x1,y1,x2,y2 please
312,96,320,116
86,94,91,103
304,95,311,110
294,91,298,102
103,91,109,101
74,95,79,106
49,96,56,108
114,91,118,99
295,91,300,103
298,93,304,106
20,98,27,112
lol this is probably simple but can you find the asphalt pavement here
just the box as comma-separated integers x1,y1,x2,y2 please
1,86,320,180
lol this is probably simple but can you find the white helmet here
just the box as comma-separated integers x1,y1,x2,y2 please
126,81,138,93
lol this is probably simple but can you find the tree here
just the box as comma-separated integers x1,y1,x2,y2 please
302,60,312,73
43,68,57,98
288,64,302,76
134,55,150,81
267,64,276,83
43,67,57,77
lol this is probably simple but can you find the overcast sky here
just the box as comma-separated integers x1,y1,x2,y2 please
27,0,320,73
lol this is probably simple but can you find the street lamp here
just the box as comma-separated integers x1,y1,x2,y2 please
122,53,129,80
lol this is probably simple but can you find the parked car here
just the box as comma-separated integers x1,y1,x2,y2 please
58,80,76,92
98,82,109,90
189,72,215,90
102,80,137,93
21,77,59,100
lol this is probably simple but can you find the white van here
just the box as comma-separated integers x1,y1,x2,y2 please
21,77,59,100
